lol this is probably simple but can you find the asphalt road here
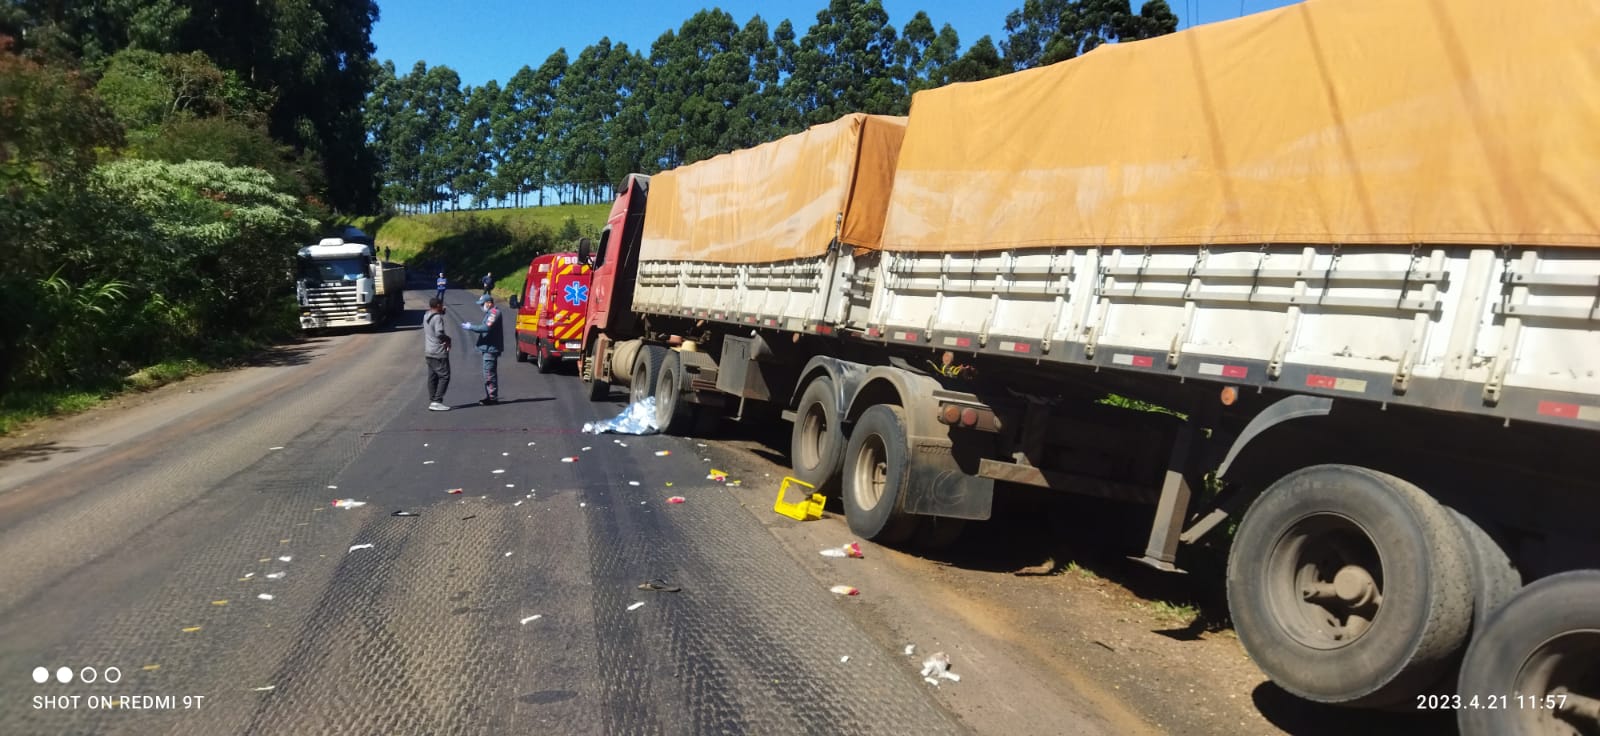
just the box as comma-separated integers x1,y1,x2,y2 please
0,290,970,736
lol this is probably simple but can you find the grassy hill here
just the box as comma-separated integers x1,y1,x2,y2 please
349,204,611,295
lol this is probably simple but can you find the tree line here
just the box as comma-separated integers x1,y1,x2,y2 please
1,1,379,404
366,0,1178,213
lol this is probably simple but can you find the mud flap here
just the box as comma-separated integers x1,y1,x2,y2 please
902,440,994,521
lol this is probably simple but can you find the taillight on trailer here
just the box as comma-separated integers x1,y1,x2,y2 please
1220,386,1239,406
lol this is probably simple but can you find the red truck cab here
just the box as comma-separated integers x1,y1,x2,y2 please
576,174,651,396
512,252,591,373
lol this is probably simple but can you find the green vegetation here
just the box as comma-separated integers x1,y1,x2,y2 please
365,0,1177,212
350,204,609,295
1135,599,1200,625
1,3,379,434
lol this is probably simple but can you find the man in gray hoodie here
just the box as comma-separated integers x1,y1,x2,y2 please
424,297,452,411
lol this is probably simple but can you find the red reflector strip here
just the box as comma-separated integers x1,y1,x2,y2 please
941,336,972,348
1537,401,1600,421
816,325,834,335
997,341,1032,354
893,330,920,342
1198,362,1249,379
764,319,777,327
1306,374,1369,393
1112,353,1155,368
744,316,757,324
866,327,881,338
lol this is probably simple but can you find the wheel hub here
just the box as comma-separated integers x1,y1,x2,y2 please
1269,514,1385,649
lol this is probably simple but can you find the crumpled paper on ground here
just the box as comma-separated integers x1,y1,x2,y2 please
583,397,660,435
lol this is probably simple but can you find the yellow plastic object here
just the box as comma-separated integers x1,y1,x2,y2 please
774,477,826,521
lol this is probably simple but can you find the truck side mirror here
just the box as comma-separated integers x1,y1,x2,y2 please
577,237,593,265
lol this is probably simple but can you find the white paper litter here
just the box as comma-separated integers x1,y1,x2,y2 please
266,572,285,580
628,481,640,486
243,573,256,579
277,556,291,562
820,548,848,558
257,594,274,601
251,685,275,692
504,551,513,557
327,485,338,489
348,543,373,552
581,446,592,451
520,615,542,625
423,460,435,465
502,452,509,456
920,652,960,683
332,499,366,509
627,602,645,611
904,645,916,656
492,469,506,474
268,446,284,451
514,500,524,507
579,502,587,508
840,656,850,663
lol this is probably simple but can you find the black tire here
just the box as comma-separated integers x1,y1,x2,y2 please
841,404,919,544
1226,464,1474,708
653,351,693,434
911,517,966,550
631,345,667,406
1456,570,1600,736
790,377,845,494
583,340,610,402
515,347,529,363
536,342,555,374
1448,509,1522,634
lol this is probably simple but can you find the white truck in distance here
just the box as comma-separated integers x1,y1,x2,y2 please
295,238,403,330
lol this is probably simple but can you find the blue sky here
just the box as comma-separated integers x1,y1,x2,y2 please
372,0,1302,87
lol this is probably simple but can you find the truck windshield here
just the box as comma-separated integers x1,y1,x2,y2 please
299,257,367,283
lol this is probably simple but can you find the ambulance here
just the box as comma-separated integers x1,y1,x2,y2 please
510,252,591,373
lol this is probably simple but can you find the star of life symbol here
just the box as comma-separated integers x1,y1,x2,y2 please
564,282,589,306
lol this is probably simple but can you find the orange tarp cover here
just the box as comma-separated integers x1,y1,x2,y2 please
640,113,907,263
881,0,1600,251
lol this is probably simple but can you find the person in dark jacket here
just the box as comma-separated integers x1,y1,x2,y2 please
462,294,504,404
423,297,452,411
481,272,493,295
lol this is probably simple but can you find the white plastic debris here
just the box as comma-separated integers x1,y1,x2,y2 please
904,645,916,656
268,446,284,451
820,548,848,558
579,502,587,508
251,685,275,692
492,469,506,474
840,656,850,663
348,543,374,552
581,446,592,451
278,556,292,562
520,615,542,625
561,457,577,463
327,485,338,489
504,551,514,557
332,499,366,509
243,573,256,579
627,602,645,611
257,594,274,601
502,452,509,456
423,460,435,465
920,652,960,683
628,481,640,487
266,572,285,580
527,441,536,446
514,500,524,507
582,397,661,435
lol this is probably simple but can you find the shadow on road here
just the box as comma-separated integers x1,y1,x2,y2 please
0,441,85,469
448,397,554,409
1251,682,1454,735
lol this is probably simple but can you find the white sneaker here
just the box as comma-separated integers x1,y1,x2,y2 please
428,402,450,411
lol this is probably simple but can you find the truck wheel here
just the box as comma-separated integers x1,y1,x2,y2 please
1448,509,1522,634
515,348,528,363
1226,464,1473,708
1456,570,1600,736
790,377,845,494
583,359,610,401
841,404,919,544
536,343,555,374
653,351,694,434
631,345,667,406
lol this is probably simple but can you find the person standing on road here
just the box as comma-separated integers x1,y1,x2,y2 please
462,294,504,405
424,297,452,411
481,271,493,295
435,272,448,303
384,246,391,262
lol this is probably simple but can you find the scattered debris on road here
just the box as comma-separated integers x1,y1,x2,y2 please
666,496,686,504
504,551,513,557
392,511,420,517
514,500,524,506
212,600,228,606
266,572,285,579
250,685,276,692
268,446,284,451
493,469,506,474
581,446,592,452
561,456,577,463
628,481,640,486
905,644,916,656
775,477,826,521
829,585,860,596
920,652,961,684
142,665,160,672
424,460,436,465
348,543,374,552
520,615,542,625
461,515,477,520
840,656,850,663
327,485,338,489
638,579,681,593
182,626,202,633
257,594,274,601
627,602,646,611
502,452,509,456
332,499,367,509
447,488,463,494
707,469,727,482
242,573,255,579
655,450,671,457
820,542,864,558
277,556,291,562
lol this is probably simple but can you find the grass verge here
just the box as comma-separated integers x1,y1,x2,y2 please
0,358,218,437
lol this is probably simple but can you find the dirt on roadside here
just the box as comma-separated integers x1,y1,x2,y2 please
710,425,1458,736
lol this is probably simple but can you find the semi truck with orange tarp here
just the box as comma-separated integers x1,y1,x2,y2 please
511,252,591,373
572,1,1600,731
